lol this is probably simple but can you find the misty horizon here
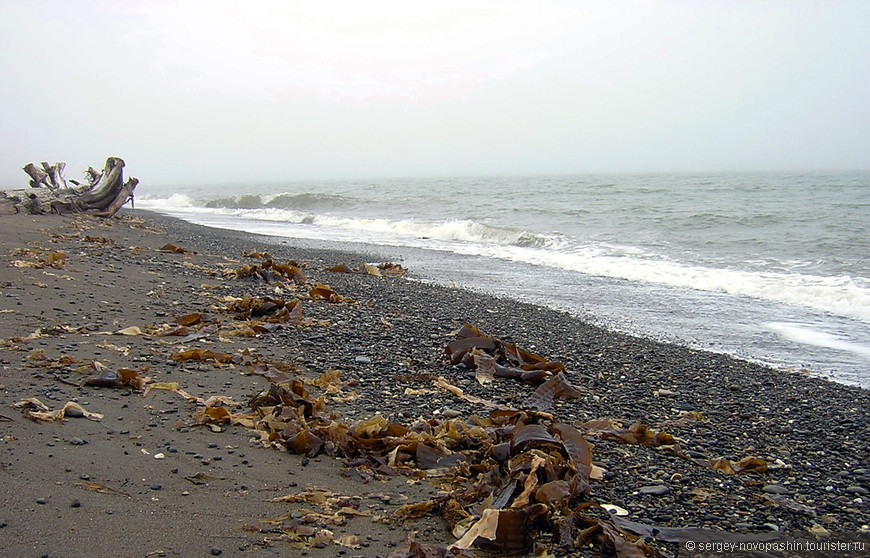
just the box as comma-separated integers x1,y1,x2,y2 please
2,1,869,188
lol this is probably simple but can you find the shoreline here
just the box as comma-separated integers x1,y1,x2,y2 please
134,204,870,390
1,210,867,557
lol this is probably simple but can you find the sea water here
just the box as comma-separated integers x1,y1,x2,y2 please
137,172,870,387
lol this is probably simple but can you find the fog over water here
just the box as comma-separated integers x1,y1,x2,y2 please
1,1,869,185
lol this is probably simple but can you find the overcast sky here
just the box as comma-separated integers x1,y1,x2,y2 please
1,1,868,187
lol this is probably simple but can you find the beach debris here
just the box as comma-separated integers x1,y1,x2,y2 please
432,377,495,407
581,418,676,447
2,157,137,216
184,472,225,485
83,366,148,390
309,283,355,303
158,243,194,254
326,262,408,277
13,398,103,422
707,456,769,475
445,324,565,384
10,249,68,269
143,381,201,403
526,372,584,410
75,481,131,497
170,348,238,365
222,258,306,284
245,373,623,555
191,404,256,429
115,326,145,336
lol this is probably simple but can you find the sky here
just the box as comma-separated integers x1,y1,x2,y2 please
1,0,868,187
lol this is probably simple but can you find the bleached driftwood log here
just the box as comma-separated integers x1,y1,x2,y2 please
1,157,138,217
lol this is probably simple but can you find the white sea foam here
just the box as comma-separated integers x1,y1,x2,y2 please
136,198,870,323
136,194,196,210
765,322,870,358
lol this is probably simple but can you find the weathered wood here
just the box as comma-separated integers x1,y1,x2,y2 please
2,157,137,217
22,163,50,189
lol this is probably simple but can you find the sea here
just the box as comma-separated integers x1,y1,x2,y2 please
137,172,870,388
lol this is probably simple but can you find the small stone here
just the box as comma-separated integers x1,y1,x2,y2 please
210,547,222,556
0,520,8,528
762,484,790,495
70,499,81,508
69,437,87,446
638,485,669,496
354,356,373,364
845,486,869,495
153,453,165,459
36,497,47,505
762,523,780,532
734,522,754,529
150,484,162,491
64,406,85,418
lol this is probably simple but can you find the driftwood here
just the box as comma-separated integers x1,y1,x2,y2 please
1,157,138,217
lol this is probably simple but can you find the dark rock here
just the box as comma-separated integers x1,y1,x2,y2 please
638,485,669,496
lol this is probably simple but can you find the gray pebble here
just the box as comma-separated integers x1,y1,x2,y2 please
762,484,789,495
69,437,87,446
638,485,669,496
845,485,868,495
354,356,373,364
36,497,47,505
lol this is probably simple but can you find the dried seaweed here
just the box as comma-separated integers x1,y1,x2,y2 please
444,324,564,384
158,243,193,254
326,262,408,277
222,258,305,283
526,373,583,410
309,283,355,303
582,418,676,447
14,399,103,422
76,481,131,497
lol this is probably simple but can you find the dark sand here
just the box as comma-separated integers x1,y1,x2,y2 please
1,211,867,558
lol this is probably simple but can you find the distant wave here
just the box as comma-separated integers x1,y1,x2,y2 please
137,195,560,248
201,192,351,211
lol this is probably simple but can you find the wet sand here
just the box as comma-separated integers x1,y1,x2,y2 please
1,211,867,557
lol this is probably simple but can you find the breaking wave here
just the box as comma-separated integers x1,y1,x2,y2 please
136,193,870,324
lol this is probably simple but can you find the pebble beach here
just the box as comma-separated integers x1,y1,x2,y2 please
1,210,868,557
